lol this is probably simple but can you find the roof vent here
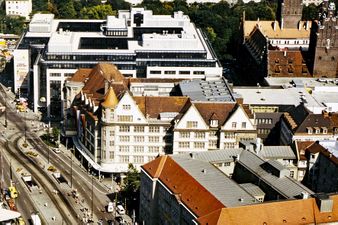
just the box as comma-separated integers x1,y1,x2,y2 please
238,198,244,202
316,194,333,212
201,169,207,174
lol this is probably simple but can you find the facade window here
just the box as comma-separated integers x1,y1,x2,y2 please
164,71,175,74
134,136,144,142
322,127,328,134
186,121,198,128
117,115,133,122
134,126,144,133
109,141,114,146
315,127,320,134
194,132,205,139
119,146,129,152
209,131,217,137
149,136,159,143
194,142,205,149
119,126,130,132
50,73,61,77
178,142,189,148
134,156,144,164
149,126,160,133
290,171,294,178
109,151,114,159
224,132,235,139
232,122,237,128
241,122,246,129
179,132,190,138
179,71,190,75
150,70,161,74
134,146,144,153
149,146,160,153
209,140,217,148
109,130,114,136
224,143,236,149
122,104,131,110
224,162,231,166
119,136,130,142
210,119,218,127
120,155,129,163
307,127,313,134
193,71,205,75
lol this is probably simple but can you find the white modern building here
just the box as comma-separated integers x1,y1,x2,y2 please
5,0,32,20
13,8,222,119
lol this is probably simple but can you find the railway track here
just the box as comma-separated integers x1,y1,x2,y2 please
4,134,78,225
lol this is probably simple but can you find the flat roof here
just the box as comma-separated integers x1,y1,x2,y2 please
233,87,321,108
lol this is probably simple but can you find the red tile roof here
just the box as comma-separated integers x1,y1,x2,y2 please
142,156,225,218
197,195,338,225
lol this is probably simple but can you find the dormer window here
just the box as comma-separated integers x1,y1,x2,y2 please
210,119,218,127
307,127,313,134
315,127,320,134
322,127,328,134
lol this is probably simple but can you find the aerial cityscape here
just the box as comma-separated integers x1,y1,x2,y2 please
0,0,338,224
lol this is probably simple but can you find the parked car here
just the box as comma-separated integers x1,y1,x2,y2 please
116,205,125,215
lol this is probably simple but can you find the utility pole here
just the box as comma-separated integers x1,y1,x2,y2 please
91,175,94,219
70,147,73,188
0,148,3,193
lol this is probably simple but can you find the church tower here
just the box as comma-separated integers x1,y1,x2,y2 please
310,0,338,78
278,0,303,29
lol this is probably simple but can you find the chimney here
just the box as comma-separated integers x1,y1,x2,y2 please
298,21,301,30
273,20,277,31
306,21,309,30
301,191,309,199
281,18,284,30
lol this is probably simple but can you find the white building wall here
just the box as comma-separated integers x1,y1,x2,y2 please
13,49,30,95
146,66,222,80
6,0,32,20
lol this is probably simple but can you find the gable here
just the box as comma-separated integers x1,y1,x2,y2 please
222,105,255,130
176,104,209,130
114,92,147,123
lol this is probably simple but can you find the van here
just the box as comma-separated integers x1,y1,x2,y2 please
116,205,125,215
107,202,114,213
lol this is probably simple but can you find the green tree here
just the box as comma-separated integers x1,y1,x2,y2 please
80,4,116,19
121,163,140,213
302,3,318,20
56,0,77,18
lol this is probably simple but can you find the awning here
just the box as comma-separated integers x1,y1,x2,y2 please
0,208,21,222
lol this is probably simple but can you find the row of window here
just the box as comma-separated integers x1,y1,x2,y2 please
307,127,328,134
149,70,206,75
118,126,160,133
256,118,273,125
232,122,247,129
117,136,160,143
179,131,205,139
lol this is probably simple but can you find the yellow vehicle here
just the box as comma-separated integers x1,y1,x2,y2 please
8,186,18,199
18,217,25,225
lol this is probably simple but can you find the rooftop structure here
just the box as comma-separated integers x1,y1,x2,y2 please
179,77,236,102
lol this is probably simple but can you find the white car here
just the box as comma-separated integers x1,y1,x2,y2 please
53,148,61,154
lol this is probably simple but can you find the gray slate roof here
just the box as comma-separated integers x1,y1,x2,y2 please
172,155,258,207
239,183,265,197
258,146,296,159
238,150,314,198
188,149,243,163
